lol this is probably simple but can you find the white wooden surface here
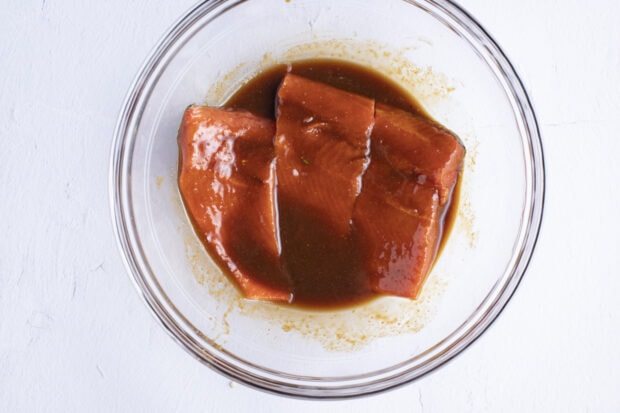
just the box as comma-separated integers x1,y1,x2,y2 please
2,0,619,411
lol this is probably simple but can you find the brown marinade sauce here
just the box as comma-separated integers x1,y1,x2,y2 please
226,59,426,119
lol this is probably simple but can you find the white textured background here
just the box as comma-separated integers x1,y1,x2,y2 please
2,0,619,411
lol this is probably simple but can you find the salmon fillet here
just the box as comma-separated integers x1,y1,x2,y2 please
353,104,464,299
274,73,375,237
177,105,291,301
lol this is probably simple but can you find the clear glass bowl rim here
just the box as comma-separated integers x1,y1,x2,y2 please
109,0,546,399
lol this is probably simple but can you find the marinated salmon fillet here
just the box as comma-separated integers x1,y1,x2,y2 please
353,105,464,299
177,105,291,301
373,103,465,205
274,73,375,237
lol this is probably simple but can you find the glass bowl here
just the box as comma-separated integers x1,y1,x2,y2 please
110,0,544,398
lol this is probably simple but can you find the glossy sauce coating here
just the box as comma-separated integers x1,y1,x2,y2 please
180,59,464,308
